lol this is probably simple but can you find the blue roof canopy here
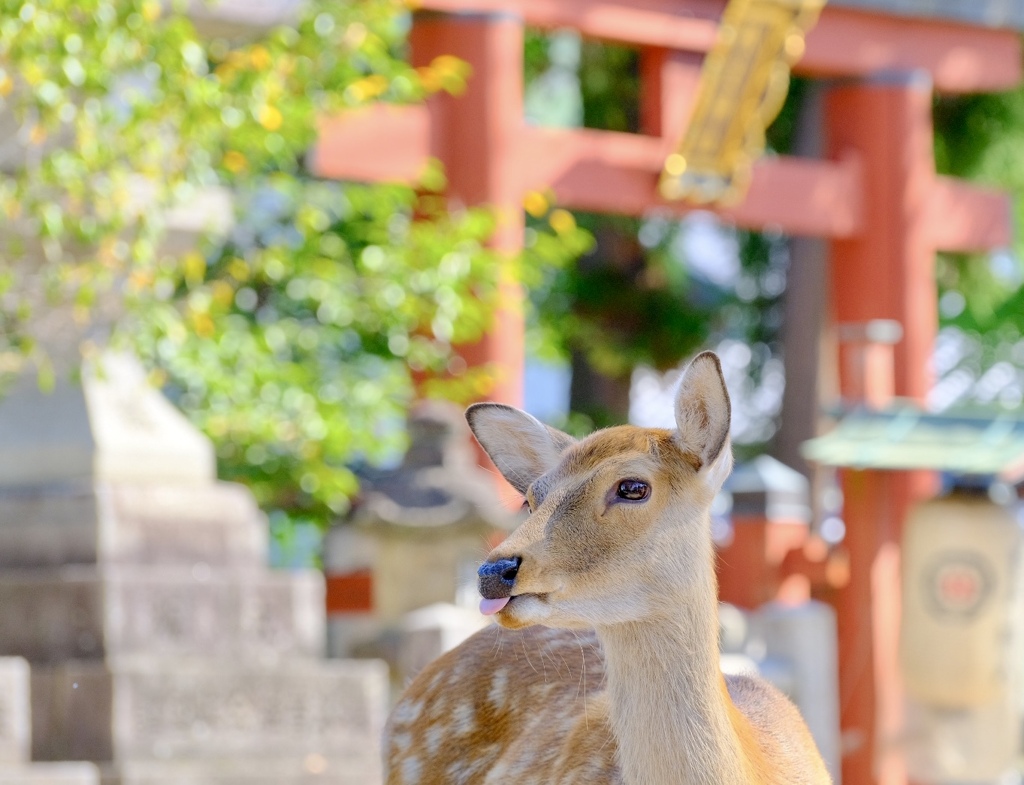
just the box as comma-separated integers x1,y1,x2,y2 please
801,402,1024,481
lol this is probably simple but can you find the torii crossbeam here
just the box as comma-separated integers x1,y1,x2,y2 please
312,1,1016,406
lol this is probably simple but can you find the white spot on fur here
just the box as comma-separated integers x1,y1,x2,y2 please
488,668,508,709
453,701,476,735
401,755,422,784
447,752,492,785
391,698,424,726
446,760,469,785
425,725,445,756
391,732,412,754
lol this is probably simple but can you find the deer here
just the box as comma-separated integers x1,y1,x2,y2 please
384,351,831,785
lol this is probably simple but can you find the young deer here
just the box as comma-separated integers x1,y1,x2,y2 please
385,352,830,785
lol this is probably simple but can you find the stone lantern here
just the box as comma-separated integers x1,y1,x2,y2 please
900,484,1023,784
324,400,518,658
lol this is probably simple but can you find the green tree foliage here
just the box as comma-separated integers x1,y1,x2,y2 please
0,1,591,525
0,0,440,362
530,212,711,379
124,179,502,521
933,88,1024,341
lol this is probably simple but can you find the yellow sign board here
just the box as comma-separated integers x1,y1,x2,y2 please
659,0,824,205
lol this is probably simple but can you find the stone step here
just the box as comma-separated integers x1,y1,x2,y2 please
31,659,387,766
0,356,216,491
0,659,29,764
0,482,266,569
0,763,100,785
0,567,325,664
99,756,380,785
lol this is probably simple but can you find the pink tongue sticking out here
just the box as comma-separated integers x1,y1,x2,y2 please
480,597,510,615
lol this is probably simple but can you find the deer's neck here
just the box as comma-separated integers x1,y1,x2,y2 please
597,584,751,785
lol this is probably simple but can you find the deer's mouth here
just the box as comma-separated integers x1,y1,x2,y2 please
512,592,548,604
480,592,550,617
503,592,553,620
498,593,553,630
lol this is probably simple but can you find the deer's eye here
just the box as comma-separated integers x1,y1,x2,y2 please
616,479,650,501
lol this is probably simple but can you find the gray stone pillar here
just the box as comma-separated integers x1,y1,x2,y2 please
0,355,387,785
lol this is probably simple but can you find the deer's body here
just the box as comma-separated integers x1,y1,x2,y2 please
385,353,831,785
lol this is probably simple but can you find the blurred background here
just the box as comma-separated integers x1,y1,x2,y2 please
1,0,1024,784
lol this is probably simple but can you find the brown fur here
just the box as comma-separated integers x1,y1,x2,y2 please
386,626,615,785
385,353,831,785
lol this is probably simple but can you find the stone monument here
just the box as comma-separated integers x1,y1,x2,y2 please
324,401,518,674
0,355,387,785
0,656,99,784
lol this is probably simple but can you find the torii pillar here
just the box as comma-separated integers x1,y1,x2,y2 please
410,13,526,408
825,72,992,785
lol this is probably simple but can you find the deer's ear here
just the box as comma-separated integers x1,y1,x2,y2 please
465,404,574,494
674,351,732,480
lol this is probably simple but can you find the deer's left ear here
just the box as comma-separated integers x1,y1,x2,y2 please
466,403,575,494
674,351,732,482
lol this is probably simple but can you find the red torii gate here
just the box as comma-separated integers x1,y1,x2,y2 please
313,2,1017,407
314,3,1021,784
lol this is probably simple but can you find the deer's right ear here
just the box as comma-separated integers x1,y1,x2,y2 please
674,351,732,475
465,403,574,494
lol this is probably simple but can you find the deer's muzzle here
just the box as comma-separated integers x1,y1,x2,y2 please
478,556,522,601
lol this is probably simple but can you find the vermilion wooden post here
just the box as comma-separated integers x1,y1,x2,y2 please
717,514,811,608
639,48,703,147
409,12,526,408
826,74,938,785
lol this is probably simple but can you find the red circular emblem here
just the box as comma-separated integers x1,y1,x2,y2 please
924,552,993,621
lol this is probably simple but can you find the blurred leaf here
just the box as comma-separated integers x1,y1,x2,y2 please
0,1,599,529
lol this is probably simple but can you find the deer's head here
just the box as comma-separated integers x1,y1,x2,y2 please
468,351,732,630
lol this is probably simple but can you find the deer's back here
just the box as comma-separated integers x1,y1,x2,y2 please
385,624,617,784
725,673,832,785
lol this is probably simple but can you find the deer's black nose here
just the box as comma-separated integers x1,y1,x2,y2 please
478,556,522,600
